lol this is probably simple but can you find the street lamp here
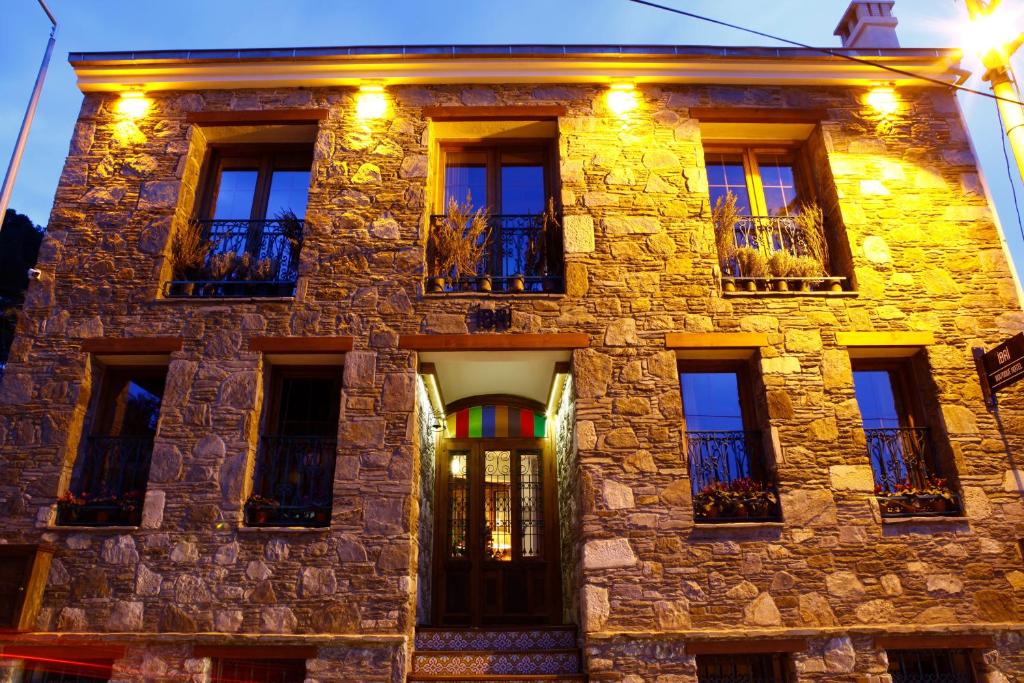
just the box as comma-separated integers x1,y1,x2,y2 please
0,0,58,233
964,0,1024,183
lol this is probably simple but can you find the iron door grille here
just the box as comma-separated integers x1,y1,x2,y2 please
697,653,787,683
888,649,975,683
211,658,307,683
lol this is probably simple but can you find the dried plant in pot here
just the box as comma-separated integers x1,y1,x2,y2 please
788,255,824,291
430,194,491,293
733,247,766,291
712,192,740,290
767,250,796,291
169,220,213,294
794,203,833,289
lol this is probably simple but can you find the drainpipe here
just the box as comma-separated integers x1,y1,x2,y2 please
0,0,58,232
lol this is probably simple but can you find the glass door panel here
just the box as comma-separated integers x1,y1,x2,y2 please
212,169,259,219
519,451,543,558
483,450,512,561
444,151,488,209
447,451,469,559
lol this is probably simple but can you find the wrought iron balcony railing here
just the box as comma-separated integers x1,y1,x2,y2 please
687,430,780,523
887,648,975,683
56,435,153,526
426,214,564,294
245,435,337,527
866,426,959,517
719,215,846,292
165,218,303,298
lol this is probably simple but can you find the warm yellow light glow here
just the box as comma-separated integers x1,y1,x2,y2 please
116,91,150,119
356,84,388,119
866,86,898,116
963,3,1023,61
606,82,638,116
450,456,466,479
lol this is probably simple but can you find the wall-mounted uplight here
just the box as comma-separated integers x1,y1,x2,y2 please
606,81,638,116
115,90,151,119
866,85,898,117
356,83,388,119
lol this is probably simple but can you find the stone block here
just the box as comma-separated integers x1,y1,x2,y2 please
603,216,660,235
260,607,297,633
102,535,139,566
138,181,180,210
743,593,781,626
344,351,377,389
107,601,144,631
583,538,637,570
581,584,609,631
603,480,635,510
829,465,874,491
604,318,639,347
564,215,596,253
140,490,165,528
573,349,612,399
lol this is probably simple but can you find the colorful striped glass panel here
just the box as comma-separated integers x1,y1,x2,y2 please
446,405,547,438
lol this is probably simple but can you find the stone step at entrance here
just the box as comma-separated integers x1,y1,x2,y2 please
409,626,585,683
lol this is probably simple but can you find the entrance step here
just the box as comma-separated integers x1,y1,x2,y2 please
410,626,584,682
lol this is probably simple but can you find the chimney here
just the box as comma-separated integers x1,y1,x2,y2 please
834,1,900,48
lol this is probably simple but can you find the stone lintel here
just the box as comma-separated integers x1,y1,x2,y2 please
874,634,995,650
248,336,354,353
81,337,183,354
686,637,807,654
399,333,589,351
193,645,319,658
667,332,768,360
689,107,828,123
836,331,934,354
186,109,329,125
423,105,566,120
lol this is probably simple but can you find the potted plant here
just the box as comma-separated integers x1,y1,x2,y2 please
875,476,957,516
56,490,87,524
539,198,562,292
693,477,778,521
169,220,213,296
428,194,491,293
767,250,795,291
788,254,824,291
712,192,740,291
244,494,281,526
794,203,829,290
733,247,767,291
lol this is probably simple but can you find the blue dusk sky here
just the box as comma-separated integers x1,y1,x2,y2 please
1,0,1022,276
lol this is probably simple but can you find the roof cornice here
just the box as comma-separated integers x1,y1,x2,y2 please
67,44,966,92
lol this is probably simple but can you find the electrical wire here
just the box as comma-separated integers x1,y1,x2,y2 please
626,0,1024,107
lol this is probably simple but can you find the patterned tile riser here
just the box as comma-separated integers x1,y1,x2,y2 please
413,652,580,675
415,627,578,651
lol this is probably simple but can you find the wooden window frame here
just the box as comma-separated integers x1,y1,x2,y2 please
198,143,313,222
0,545,53,632
436,140,558,214
851,358,926,430
261,365,343,438
87,366,167,438
678,358,759,433
704,144,814,217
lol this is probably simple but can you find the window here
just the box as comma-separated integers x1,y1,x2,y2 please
244,367,341,527
57,367,165,527
211,658,306,683
706,145,842,292
0,546,51,630
697,653,787,683
680,362,779,523
852,360,958,517
167,144,311,298
428,142,562,293
887,649,975,682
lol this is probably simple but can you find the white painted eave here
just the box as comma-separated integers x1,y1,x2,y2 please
70,53,967,92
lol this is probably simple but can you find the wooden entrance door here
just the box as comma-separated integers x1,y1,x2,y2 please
434,438,560,625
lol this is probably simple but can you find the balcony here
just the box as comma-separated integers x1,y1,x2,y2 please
687,430,780,523
165,218,302,298
867,427,959,517
426,214,563,294
718,215,846,293
56,436,152,526
244,435,337,527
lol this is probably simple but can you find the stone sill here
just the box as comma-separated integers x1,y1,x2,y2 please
236,525,332,534
49,525,140,532
722,290,858,298
881,515,969,526
152,296,295,304
692,521,784,530
420,292,565,300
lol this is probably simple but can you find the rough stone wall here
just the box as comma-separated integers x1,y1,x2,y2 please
553,375,581,626
414,375,436,624
0,80,1021,680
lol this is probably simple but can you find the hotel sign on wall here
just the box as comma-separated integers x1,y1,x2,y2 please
981,332,1024,393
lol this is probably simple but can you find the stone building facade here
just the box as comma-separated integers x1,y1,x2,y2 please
1,6,1024,682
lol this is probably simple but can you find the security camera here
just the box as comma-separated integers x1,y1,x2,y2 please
27,268,41,280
